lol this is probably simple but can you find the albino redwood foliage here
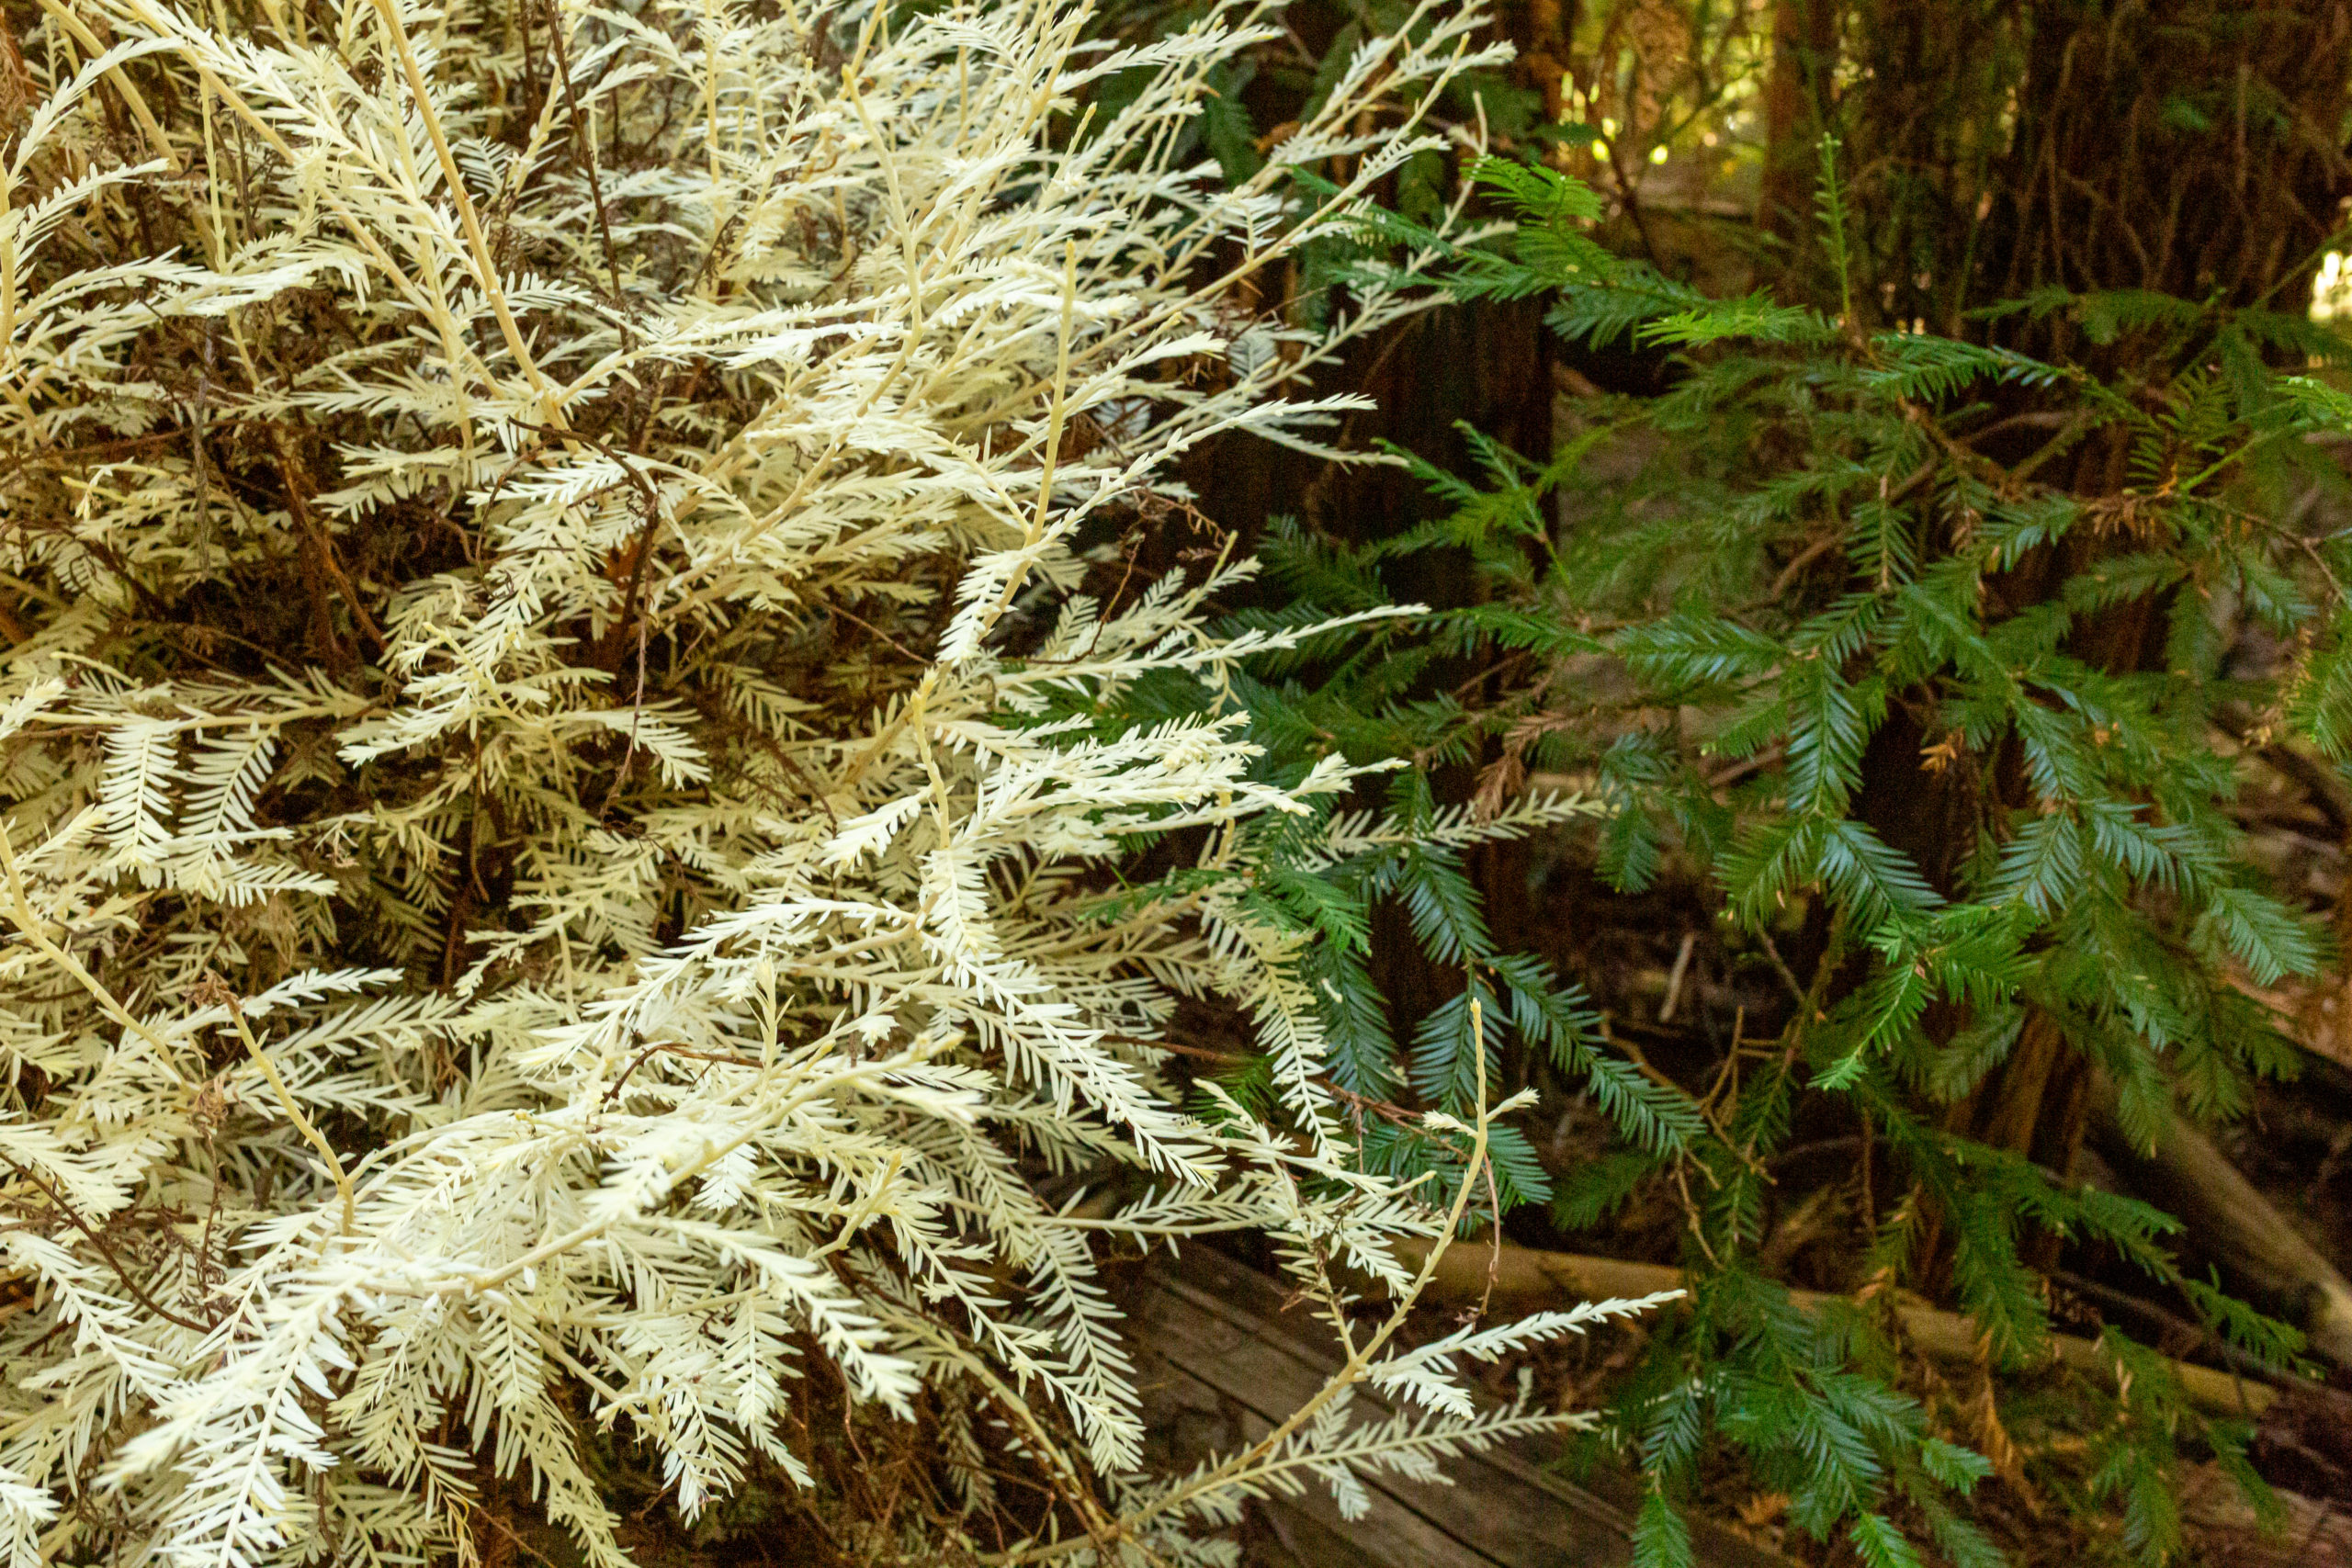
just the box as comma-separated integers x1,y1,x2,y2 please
0,0,1649,1561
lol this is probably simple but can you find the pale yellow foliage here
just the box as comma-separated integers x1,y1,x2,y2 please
0,0,1650,1562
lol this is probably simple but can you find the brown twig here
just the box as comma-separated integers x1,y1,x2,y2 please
0,1149,209,1331
266,425,388,657
541,0,629,341
1765,532,1843,601
601,1041,766,1107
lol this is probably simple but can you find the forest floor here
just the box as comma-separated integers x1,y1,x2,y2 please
1325,792,2352,1568
485,801,2352,1568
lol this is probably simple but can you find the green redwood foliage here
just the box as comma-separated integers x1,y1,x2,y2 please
1229,141,2352,1565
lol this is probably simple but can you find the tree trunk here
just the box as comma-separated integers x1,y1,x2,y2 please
1981,0,2352,325
1848,0,2352,1179
1756,0,1840,251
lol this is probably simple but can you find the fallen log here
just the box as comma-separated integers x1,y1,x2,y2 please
2181,1461,2352,1568
2086,1079,2352,1368
1394,1239,2278,1418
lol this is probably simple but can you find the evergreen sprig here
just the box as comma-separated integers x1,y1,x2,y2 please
1257,143,2345,1566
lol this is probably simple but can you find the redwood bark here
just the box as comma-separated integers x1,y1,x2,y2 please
1757,0,1841,249
1847,0,2352,1176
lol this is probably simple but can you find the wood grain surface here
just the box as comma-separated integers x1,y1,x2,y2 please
1135,1248,1788,1568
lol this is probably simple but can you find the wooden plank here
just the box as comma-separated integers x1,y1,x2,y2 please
1135,1247,1784,1568
1146,1354,1509,1567
1142,1272,1633,1565
1159,1255,1650,1520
